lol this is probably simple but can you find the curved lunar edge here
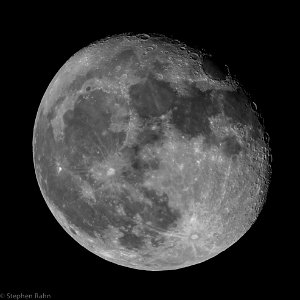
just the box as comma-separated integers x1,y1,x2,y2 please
33,34,271,271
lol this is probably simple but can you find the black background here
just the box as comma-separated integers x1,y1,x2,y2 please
2,8,287,299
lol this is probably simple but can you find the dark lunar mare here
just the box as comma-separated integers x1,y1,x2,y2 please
120,114,165,186
171,85,221,140
220,136,243,157
63,90,127,162
129,74,222,146
127,69,262,160
222,89,262,141
34,78,182,251
129,74,174,118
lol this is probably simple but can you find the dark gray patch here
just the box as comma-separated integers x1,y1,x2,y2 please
202,55,228,81
118,230,145,250
171,86,221,140
63,91,126,162
148,231,166,248
131,156,160,171
222,90,252,125
151,60,170,74
35,125,179,252
120,137,160,185
120,145,144,184
221,89,262,141
111,49,136,65
221,136,243,158
136,124,164,146
139,187,180,230
120,167,145,185
114,187,180,251
129,74,175,118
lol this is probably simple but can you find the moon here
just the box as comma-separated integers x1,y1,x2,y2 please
33,33,271,270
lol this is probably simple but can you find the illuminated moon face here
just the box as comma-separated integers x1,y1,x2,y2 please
33,34,270,270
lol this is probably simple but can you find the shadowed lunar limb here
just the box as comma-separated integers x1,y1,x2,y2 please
33,34,270,271
202,55,228,81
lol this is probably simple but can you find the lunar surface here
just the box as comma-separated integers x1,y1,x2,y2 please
33,34,271,270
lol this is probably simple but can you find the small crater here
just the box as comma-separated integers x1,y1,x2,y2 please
137,34,150,40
